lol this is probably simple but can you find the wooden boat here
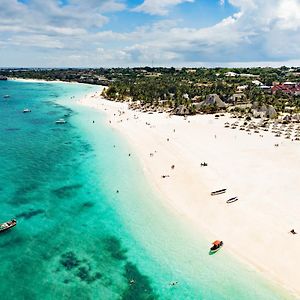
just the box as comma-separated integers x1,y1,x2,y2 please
226,197,238,204
211,189,226,196
0,219,17,233
210,240,223,254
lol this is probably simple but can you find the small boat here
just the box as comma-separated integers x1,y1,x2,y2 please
210,240,223,254
0,219,17,233
3,95,10,99
23,108,31,113
211,189,226,196
226,197,238,204
55,118,67,124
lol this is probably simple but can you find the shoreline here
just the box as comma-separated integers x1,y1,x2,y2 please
74,90,300,298
8,77,99,87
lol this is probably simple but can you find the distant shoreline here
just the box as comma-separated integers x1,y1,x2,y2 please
8,77,101,87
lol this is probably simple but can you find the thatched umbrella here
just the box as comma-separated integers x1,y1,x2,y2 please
173,105,190,116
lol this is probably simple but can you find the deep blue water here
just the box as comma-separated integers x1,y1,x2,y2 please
0,80,293,300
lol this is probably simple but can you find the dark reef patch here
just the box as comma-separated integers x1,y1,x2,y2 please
76,266,102,284
52,184,83,198
59,251,102,284
56,237,157,296
16,208,45,220
103,236,127,261
80,143,93,152
122,262,158,300
60,251,81,271
63,279,71,284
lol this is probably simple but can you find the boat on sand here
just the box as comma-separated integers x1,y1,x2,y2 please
226,197,238,204
209,240,223,254
211,189,226,196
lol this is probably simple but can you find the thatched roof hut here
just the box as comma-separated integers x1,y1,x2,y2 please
199,94,227,108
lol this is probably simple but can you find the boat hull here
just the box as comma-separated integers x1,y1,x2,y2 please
209,248,222,254
0,220,17,233
226,197,238,204
211,189,226,196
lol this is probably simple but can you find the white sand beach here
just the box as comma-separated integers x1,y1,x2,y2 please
9,77,87,85
77,90,300,298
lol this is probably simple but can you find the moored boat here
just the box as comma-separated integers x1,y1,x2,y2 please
0,219,17,233
55,118,67,124
210,240,223,254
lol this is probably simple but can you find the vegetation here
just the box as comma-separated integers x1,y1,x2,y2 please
1,67,300,115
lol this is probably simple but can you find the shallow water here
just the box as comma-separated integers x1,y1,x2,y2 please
0,80,294,299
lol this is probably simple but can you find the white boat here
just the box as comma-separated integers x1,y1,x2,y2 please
55,118,67,124
23,108,31,113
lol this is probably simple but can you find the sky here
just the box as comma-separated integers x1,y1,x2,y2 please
1,0,300,67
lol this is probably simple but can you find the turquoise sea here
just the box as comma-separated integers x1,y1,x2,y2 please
0,80,294,299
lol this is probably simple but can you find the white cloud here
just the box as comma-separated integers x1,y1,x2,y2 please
9,34,65,49
133,0,194,16
121,0,300,64
276,0,300,30
1,0,300,67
